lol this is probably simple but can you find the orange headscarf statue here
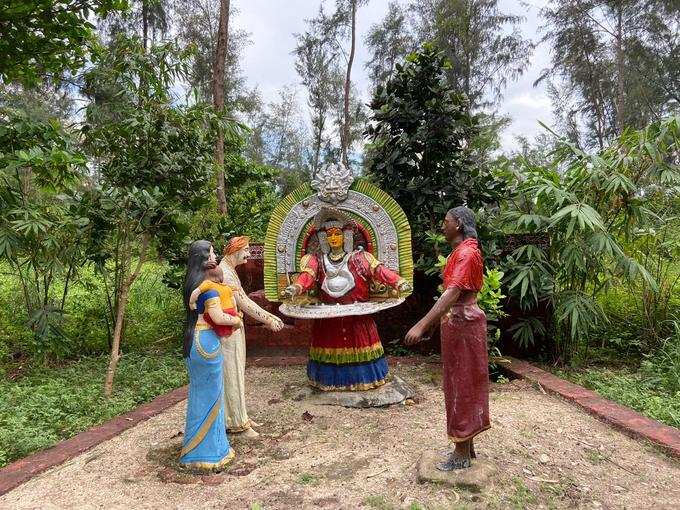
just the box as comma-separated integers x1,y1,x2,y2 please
224,236,250,257
217,235,284,439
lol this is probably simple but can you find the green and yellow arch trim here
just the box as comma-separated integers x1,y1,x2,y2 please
263,179,413,301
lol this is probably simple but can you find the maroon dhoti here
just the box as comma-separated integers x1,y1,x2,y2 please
441,301,490,442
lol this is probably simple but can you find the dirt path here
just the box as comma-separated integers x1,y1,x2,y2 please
2,363,678,509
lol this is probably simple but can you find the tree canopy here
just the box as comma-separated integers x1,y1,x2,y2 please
0,0,127,85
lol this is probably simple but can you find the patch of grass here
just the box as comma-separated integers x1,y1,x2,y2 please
539,481,566,498
555,366,680,428
0,352,186,467
509,477,537,510
584,448,608,465
519,428,535,440
539,474,580,510
363,495,397,510
296,472,320,486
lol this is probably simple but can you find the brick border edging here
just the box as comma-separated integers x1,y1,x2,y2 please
500,357,680,458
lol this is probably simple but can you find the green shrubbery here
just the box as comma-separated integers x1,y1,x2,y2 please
497,116,679,362
0,261,185,468
558,366,680,428
640,320,680,395
0,352,187,468
0,263,183,364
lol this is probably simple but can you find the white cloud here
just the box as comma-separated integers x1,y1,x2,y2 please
508,93,552,110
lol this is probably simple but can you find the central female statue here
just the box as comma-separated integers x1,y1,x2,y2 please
285,208,410,391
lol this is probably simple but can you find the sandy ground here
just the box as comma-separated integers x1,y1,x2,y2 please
1,363,679,510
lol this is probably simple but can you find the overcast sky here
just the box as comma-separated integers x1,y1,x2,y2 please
232,0,553,152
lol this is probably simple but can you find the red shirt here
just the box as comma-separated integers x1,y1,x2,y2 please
442,238,483,292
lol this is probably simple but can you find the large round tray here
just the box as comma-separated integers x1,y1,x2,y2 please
279,298,405,319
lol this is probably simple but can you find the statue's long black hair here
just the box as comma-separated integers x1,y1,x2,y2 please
447,206,478,240
183,240,213,358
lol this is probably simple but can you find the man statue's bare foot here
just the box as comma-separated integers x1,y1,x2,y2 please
249,419,262,428
436,452,471,471
240,427,259,439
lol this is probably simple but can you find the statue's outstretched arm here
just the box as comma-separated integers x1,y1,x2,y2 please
220,262,282,330
235,287,281,328
362,252,410,292
284,254,318,297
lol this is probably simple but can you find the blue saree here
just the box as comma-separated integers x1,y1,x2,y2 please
180,289,234,470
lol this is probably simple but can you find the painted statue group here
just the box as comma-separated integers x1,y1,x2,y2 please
180,164,490,473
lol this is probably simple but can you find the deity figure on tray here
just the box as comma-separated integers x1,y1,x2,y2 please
284,208,411,390
263,162,414,392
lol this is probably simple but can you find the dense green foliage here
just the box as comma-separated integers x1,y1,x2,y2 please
81,35,238,292
0,263,183,365
0,351,186,467
365,44,504,267
0,108,91,349
0,261,185,467
0,0,127,85
498,116,680,360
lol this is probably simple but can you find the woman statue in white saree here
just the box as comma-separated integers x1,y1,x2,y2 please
219,236,284,438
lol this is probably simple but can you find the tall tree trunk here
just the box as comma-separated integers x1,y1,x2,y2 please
463,2,472,104
103,234,149,398
213,0,230,215
615,6,625,134
313,111,325,175
142,0,149,51
342,0,357,169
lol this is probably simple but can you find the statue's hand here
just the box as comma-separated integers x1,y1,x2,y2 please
231,317,243,330
268,317,284,332
404,323,426,345
282,284,300,299
398,281,413,294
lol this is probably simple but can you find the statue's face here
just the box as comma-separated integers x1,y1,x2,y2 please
326,228,344,250
442,213,459,243
235,245,250,266
208,245,217,264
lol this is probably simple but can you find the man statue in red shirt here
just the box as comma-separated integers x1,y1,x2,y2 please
406,206,490,470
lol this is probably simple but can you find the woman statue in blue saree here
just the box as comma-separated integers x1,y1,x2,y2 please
180,240,242,471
